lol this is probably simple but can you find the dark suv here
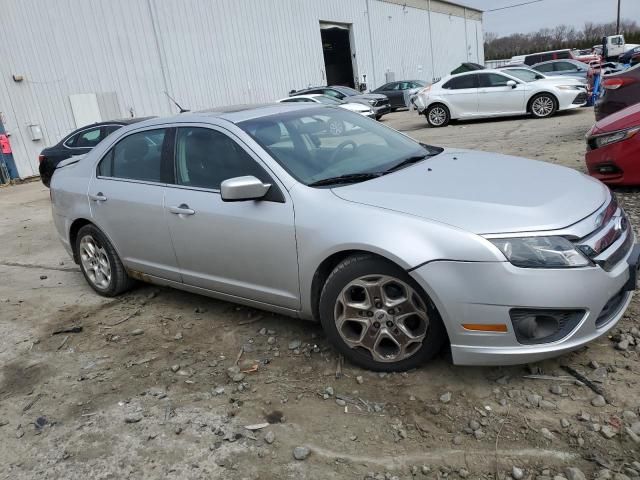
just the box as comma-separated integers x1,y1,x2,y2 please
39,118,151,187
595,63,640,121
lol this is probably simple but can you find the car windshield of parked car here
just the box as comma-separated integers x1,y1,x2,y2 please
333,86,361,96
314,95,345,105
239,107,440,186
504,69,545,82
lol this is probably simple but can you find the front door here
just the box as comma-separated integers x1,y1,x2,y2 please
476,73,526,115
164,125,300,310
89,127,181,281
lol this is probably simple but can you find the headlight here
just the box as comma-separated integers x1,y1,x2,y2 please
489,236,591,268
556,85,582,90
591,126,640,148
368,100,376,105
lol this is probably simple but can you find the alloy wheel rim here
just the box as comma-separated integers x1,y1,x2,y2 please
532,97,553,117
334,275,430,363
329,120,343,136
429,107,446,126
79,235,112,289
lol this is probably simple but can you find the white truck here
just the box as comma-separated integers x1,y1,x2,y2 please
599,35,640,60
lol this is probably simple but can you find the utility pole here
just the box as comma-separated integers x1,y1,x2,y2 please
616,0,621,35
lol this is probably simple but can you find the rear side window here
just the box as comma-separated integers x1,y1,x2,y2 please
443,75,478,89
554,61,579,71
174,127,268,190
66,127,102,148
478,73,512,87
534,63,554,73
97,129,165,182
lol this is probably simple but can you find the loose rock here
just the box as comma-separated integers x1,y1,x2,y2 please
565,467,587,480
293,446,310,460
125,412,143,423
264,430,275,444
512,466,524,480
591,395,607,407
440,392,452,403
288,340,302,350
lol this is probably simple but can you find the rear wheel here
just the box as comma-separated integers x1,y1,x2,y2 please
75,224,134,297
426,104,450,127
319,254,446,371
529,93,557,118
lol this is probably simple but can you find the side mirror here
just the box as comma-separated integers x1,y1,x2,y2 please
507,80,517,89
220,176,271,202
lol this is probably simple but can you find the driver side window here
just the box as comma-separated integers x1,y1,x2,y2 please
174,127,268,190
323,89,345,100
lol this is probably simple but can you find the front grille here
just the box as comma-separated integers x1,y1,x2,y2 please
573,92,588,104
598,226,634,271
374,99,390,107
596,289,628,328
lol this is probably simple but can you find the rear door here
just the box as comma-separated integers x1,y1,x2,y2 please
477,73,526,115
89,127,181,281
163,125,300,309
440,74,479,117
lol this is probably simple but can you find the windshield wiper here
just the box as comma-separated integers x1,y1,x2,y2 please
384,154,429,173
308,172,384,187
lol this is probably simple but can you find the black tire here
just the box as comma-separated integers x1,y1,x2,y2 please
319,254,447,372
529,93,557,119
425,103,450,127
75,224,135,297
375,115,383,121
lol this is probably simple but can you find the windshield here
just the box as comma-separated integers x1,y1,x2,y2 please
333,86,361,96
315,95,345,105
238,107,440,186
504,68,545,82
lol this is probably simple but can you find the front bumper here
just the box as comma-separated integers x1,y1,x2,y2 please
372,104,391,117
586,135,640,185
410,242,637,366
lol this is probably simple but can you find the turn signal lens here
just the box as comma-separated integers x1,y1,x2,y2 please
462,324,508,332
592,126,640,148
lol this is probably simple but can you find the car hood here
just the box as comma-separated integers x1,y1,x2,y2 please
332,149,607,234
350,93,388,101
341,103,371,112
538,76,586,85
590,102,640,135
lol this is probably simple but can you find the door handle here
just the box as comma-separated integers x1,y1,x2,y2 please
89,192,107,202
169,204,195,216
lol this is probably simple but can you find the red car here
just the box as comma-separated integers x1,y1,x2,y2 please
586,102,640,185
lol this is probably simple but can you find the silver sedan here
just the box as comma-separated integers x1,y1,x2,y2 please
50,104,638,371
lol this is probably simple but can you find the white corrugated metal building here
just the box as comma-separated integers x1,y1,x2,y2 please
0,0,483,179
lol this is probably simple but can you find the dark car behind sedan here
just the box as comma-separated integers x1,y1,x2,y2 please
39,118,150,187
595,63,640,121
372,80,427,109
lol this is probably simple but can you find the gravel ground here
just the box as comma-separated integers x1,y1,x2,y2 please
1,107,640,480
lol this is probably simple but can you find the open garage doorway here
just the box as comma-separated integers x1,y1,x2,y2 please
320,22,357,88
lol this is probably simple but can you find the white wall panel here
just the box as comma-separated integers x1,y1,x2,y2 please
0,0,482,178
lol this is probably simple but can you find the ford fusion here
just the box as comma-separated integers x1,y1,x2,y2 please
50,104,638,371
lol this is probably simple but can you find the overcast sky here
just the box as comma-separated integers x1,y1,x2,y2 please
460,0,640,36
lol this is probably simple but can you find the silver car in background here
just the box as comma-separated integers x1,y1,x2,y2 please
414,68,587,127
50,104,638,371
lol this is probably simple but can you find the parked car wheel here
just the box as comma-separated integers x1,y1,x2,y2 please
319,254,446,371
328,119,345,136
75,224,134,297
426,104,450,127
529,93,557,119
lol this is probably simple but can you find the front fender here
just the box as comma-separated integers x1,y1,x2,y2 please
290,186,504,318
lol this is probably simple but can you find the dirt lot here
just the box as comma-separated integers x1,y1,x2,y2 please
2,108,640,480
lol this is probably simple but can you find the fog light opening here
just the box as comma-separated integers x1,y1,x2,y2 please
514,315,559,340
510,309,584,345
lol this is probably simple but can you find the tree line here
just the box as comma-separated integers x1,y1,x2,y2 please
485,20,640,60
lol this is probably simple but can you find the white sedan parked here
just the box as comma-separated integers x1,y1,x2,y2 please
278,94,375,119
414,69,587,127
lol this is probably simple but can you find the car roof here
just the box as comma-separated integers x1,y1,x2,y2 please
533,59,583,66
130,103,321,127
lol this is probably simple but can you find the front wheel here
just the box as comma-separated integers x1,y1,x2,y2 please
319,254,447,372
529,94,557,119
425,104,450,127
75,224,134,297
